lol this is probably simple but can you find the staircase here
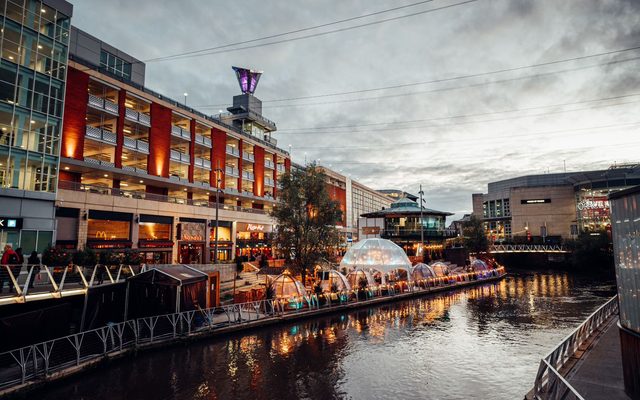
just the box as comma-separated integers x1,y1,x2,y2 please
219,271,265,303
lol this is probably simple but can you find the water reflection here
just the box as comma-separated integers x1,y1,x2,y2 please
37,270,615,400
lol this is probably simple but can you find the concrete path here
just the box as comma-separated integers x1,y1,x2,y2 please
567,318,629,400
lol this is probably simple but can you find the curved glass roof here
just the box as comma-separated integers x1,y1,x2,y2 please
346,269,376,287
270,273,307,298
471,259,490,271
320,270,351,292
340,238,412,273
430,261,449,277
411,263,436,280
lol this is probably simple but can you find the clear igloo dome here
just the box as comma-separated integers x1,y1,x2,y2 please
270,273,307,298
340,238,412,273
346,269,376,288
470,259,489,271
319,270,351,292
411,263,436,280
430,261,450,277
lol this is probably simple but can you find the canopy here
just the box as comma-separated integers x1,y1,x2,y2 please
430,262,449,277
340,238,412,274
346,269,376,288
270,273,307,298
470,259,490,271
411,263,436,280
319,270,351,292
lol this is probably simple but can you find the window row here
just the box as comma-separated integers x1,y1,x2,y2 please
0,103,61,153
1,0,70,43
0,149,57,191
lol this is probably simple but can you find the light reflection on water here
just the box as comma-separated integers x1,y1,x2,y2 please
36,270,615,400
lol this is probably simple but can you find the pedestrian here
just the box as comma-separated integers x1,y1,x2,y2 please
27,251,40,289
0,245,19,293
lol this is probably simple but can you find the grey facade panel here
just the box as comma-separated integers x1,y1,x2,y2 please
42,0,73,16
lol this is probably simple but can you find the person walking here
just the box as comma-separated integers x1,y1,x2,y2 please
1,245,19,293
27,251,40,289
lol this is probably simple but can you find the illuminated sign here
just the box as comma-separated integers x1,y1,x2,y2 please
577,199,610,211
178,222,205,241
521,199,551,204
232,66,262,94
247,224,265,232
0,217,22,229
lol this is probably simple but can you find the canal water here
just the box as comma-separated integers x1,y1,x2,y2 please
36,270,615,400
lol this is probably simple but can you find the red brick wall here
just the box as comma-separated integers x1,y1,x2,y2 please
211,128,226,188
273,153,278,198
61,67,89,160
59,170,80,183
188,119,196,183
237,139,243,191
254,146,265,197
149,103,171,178
114,89,126,168
327,183,347,226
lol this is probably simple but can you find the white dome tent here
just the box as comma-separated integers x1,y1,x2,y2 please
319,270,351,292
270,272,308,299
346,269,376,288
411,263,436,280
340,238,412,284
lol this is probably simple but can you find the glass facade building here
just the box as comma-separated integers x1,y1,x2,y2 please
609,185,640,398
0,0,72,253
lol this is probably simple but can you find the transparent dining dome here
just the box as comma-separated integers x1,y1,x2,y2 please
411,263,436,280
340,238,412,274
270,273,307,298
346,269,376,288
430,261,450,277
470,259,490,271
320,270,351,292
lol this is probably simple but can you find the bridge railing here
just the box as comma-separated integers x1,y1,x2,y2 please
0,264,143,302
489,244,569,253
532,295,618,399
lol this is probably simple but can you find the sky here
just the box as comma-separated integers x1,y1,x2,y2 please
71,0,640,221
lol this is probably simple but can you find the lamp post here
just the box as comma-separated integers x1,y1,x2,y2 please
213,167,223,264
183,92,188,105
419,184,425,256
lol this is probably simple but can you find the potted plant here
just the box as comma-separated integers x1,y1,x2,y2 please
313,282,326,306
42,246,73,282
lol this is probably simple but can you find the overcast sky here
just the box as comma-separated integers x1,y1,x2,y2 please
72,0,640,221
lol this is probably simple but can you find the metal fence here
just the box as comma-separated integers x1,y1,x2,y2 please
0,269,506,392
532,295,619,399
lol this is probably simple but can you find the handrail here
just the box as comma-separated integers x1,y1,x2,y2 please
532,295,618,399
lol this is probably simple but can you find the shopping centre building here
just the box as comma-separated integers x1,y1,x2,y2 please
54,27,291,264
0,0,73,254
472,163,640,242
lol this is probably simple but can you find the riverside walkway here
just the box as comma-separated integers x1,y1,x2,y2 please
565,317,629,399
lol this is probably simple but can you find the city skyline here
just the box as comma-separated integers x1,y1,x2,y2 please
72,0,640,219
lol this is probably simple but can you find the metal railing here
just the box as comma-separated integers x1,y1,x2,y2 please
85,126,117,145
532,295,619,399
171,125,191,141
243,152,255,163
242,171,255,181
125,108,151,127
122,137,150,154
276,164,285,172
0,264,143,303
194,134,212,148
225,165,239,177
264,159,275,169
264,177,275,187
169,149,190,164
0,268,506,391
87,94,119,115
490,244,570,253
226,144,240,157
58,181,268,214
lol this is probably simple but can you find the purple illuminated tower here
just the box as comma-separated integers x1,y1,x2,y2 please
223,66,277,143
232,66,263,95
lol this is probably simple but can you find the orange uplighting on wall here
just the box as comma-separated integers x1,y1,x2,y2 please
64,135,77,158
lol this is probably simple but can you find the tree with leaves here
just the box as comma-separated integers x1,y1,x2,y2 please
462,215,489,254
271,164,342,285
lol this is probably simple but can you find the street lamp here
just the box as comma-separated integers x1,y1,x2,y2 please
183,92,188,105
213,167,223,264
419,184,425,256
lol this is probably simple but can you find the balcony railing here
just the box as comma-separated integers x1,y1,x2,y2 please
87,94,119,115
242,152,255,163
276,164,285,173
225,166,239,177
264,159,275,169
264,177,275,187
58,181,268,214
382,228,451,238
171,125,191,141
242,171,255,181
169,149,190,164
225,144,240,157
194,134,212,148
242,190,253,196
84,157,115,168
85,126,117,145
122,137,150,154
194,157,211,170
121,165,147,174
125,108,151,126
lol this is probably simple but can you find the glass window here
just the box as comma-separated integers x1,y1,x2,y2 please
0,61,17,103
20,229,37,254
36,230,53,253
139,222,171,241
87,219,131,241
